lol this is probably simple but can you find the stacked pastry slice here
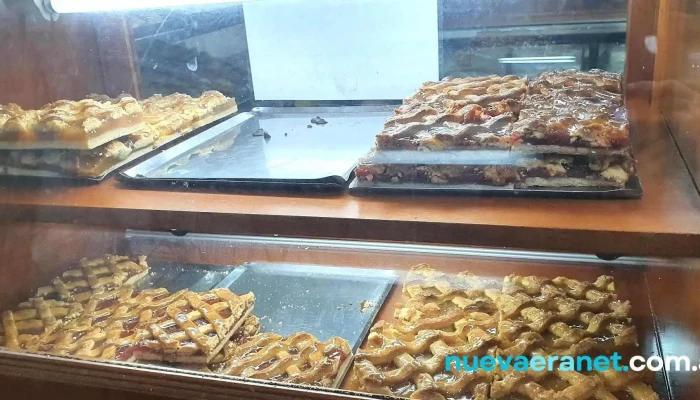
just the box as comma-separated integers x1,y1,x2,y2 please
512,70,636,188
0,91,237,178
356,69,637,189
349,264,660,400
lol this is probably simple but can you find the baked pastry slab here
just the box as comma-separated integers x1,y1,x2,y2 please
0,298,83,351
487,274,658,400
129,289,255,363
217,331,352,388
350,264,501,399
0,91,237,178
0,97,146,150
512,69,630,155
35,255,149,303
376,75,526,150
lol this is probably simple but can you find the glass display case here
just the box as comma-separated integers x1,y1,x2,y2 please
0,1,699,400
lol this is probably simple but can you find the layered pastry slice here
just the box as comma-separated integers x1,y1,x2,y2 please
35,255,149,303
516,153,636,188
0,91,238,178
511,69,630,156
375,75,526,150
216,331,352,388
0,97,146,150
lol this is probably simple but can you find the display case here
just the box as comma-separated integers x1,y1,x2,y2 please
1,0,700,400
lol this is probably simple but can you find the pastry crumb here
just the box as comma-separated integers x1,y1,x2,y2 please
360,300,374,313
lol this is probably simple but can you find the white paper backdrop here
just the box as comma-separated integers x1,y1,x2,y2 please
243,0,439,101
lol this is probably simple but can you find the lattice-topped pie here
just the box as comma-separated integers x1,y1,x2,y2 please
130,289,255,363
489,274,638,356
512,69,629,154
218,331,352,388
394,264,499,323
0,91,237,178
349,265,659,400
0,97,145,150
0,297,83,351
36,255,149,303
375,76,526,150
350,318,498,399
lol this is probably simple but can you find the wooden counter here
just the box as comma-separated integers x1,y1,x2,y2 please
0,100,698,258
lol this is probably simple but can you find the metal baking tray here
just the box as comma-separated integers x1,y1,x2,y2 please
349,176,643,199
223,262,396,352
0,113,237,183
130,257,396,351
118,106,394,190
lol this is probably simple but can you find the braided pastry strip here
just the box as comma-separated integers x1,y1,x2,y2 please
220,331,351,387
35,255,149,303
0,298,82,351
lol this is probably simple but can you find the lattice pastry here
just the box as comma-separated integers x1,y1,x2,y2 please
208,315,262,366
0,297,83,351
131,289,255,363
218,331,352,388
490,348,659,400
488,274,638,356
36,255,149,303
394,264,499,324
375,76,526,150
350,315,499,399
40,286,187,359
0,96,145,149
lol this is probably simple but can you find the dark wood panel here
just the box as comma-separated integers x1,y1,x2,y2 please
653,0,700,196
0,13,138,108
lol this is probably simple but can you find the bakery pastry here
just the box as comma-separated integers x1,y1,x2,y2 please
207,315,261,366
130,289,255,363
218,331,352,388
394,264,499,323
349,265,659,400
0,297,83,351
512,70,629,154
39,287,186,358
36,255,149,303
350,318,498,399
375,76,526,150
0,97,146,150
355,149,636,188
0,91,238,178
488,274,638,357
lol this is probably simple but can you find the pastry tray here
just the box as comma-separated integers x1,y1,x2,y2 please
0,112,237,183
118,106,394,191
349,148,643,199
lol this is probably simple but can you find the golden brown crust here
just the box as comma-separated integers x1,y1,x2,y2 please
376,76,526,150
218,331,352,388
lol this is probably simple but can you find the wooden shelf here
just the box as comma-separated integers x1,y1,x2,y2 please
0,100,698,257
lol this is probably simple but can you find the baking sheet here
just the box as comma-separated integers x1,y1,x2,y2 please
223,262,397,352
119,106,395,189
349,176,643,199
0,112,237,183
